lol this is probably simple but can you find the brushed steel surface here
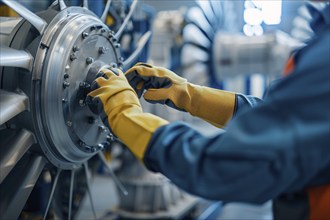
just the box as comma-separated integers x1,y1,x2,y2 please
0,129,35,184
0,89,28,125
0,46,33,70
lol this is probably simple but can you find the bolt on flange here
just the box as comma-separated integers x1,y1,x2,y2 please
98,47,107,54
86,57,94,65
63,81,70,88
70,53,77,61
82,31,89,39
72,45,79,52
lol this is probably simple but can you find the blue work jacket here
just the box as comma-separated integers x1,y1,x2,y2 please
143,4,330,206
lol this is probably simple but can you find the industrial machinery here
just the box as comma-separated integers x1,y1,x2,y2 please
149,1,304,95
1,1,317,219
0,0,151,219
181,0,239,89
0,0,201,219
180,1,304,92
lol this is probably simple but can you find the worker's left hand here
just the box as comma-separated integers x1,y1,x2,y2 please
86,68,141,124
125,63,236,128
87,68,168,161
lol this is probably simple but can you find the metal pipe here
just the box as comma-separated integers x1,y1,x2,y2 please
2,0,47,35
43,169,62,220
122,31,152,69
101,0,112,23
114,0,138,39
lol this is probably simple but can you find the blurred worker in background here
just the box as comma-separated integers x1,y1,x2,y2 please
87,2,330,219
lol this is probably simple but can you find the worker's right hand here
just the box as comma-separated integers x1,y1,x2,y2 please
125,63,189,111
125,63,237,128
86,68,168,161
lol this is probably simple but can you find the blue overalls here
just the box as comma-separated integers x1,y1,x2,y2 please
143,4,330,219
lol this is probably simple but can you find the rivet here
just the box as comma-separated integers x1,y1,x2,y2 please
62,98,68,103
66,121,73,127
72,45,79,52
70,53,77,61
98,144,104,150
110,63,118,68
64,73,70,79
115,43,120,48
98,46,107,54
86,57,94,65
82,32,89,38
63,81,70,88
101,28,106,33
65,65,70,70
99,127,108,134
107,135,114,142
79,99,85,107
79,141,85,147
79,81,90,89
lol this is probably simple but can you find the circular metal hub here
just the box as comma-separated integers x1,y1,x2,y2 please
33,7,121,169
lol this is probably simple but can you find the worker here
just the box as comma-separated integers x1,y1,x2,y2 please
87,3,330,219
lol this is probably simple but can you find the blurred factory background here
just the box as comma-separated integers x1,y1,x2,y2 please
0,0,327,219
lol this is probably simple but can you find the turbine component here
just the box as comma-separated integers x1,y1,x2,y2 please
182,1,238,88
0,90,29,125
101,0,112,23
0,0,143,218
16,5,121,170
58,0,67,10
2,0,47,34
114,0,138,39
0,46,33,70
0,129,35,184
122,30,152,67
0,155,46,220
182,0,300,95
83,0,89,9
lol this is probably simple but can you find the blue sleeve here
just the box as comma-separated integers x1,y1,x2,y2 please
234,94,263,116
143,27,330,204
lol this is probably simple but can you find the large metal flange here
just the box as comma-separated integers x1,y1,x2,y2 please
32,6,121,169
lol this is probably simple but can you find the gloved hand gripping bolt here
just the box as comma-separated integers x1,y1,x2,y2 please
85,67,128,195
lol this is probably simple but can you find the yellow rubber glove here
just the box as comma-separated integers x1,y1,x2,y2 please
125,63,236,128
87,68,168,161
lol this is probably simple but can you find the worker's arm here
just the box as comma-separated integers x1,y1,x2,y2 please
87,68,169,161
88,16,329,204
125,64,262,128
144,80,329,203
235,94,263,116
143,29,330,203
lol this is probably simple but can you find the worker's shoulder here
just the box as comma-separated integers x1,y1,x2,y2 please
267,27,329,102
295,27,330,74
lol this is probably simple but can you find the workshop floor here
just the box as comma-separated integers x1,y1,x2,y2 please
75,175,272,220
76,117,273,220
76,175,118,219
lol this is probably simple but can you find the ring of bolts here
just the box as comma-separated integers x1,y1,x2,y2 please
61,25,121,153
